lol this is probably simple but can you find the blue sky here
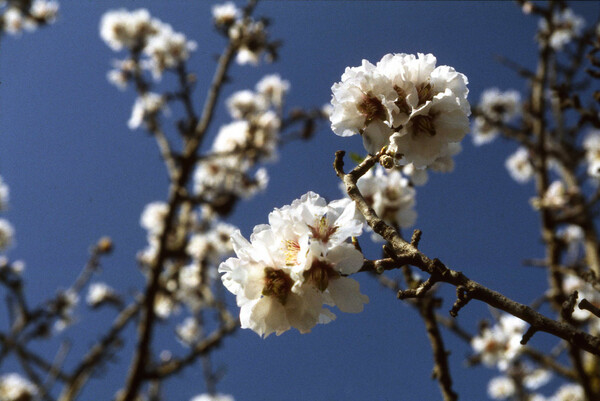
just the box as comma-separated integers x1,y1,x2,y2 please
1,1,599,400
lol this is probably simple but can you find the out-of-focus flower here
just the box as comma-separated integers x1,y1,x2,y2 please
100,9,159,51
0,219,14,252
128,92,166,130
505,147,533,184
212,2,240,28
190,394,235,401
176,317,201,346
219,192,367,337
143,22,196,79
0,373,37,401
583,130,600,179
86,282,118,307
487,376,515,400
472,88,521,145
229,19,269,65
549,383,584,401
0,176,9,211
256,74,290,108
471,314,526,370
538,8,585,51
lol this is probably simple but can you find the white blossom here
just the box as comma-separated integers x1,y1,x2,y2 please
219,192,367,337
471,314,526,370
472,88,521,146
539,8,585,51
100,9,159,51
0,219,14,252
354,165,417,231
86,282,117,307
256,74,290,108
505,147,534,184
143,22,196,79
229,20,268,65
330,53,470,167
549,383,584,401
212,2,240,27
176,317,201,346
0,176,9,211
128,93,166,130
487,376,515,400
0,373,37,401
191,394,235,401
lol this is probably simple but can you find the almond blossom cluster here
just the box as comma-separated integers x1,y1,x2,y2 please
0,0,58,36
472,88,521,145
219,192,368,337
471,314,526,371
538,8,585,51
193,75,289,209
100,8,197,85
330,53,470,168
211,2,276,66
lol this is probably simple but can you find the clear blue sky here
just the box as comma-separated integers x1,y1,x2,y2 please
1,1,599,400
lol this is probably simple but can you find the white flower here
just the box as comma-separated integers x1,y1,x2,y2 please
86,282,116,307
176,317,201,346
381,53,470,167
0,373,37,401
191,394,234,401
487,376,515,400
226,90,268,120
229,20,268,65
330,53,470,166
471,314,526,370
256,74,290,108
0,219,15,252
583,130,600,178
472,88,521,146
212,2,240,27
505,147,534,184
100,9,159,51
330,59,397,154
0,176,9,211
128,92,166,130
539,9,585,51
354,165,417,230
219,192,367,337
29,0,59,24
550,383,584,401
143,22,196,79
140,201,169,236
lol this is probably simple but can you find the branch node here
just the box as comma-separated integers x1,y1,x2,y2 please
410,229,422,249
520,326,538,345
449,286,472,317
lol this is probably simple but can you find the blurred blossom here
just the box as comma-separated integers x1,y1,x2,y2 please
471,314,526,370
0,176,9,211
549,383,584,401
538,8,585,51
505,147,533,184
472,88,521,146
0,373,37,401
0,219,15,252
487,376,515,400
176,317,201,346
128,92,166,130
191,394,235,401
212,2,240,28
